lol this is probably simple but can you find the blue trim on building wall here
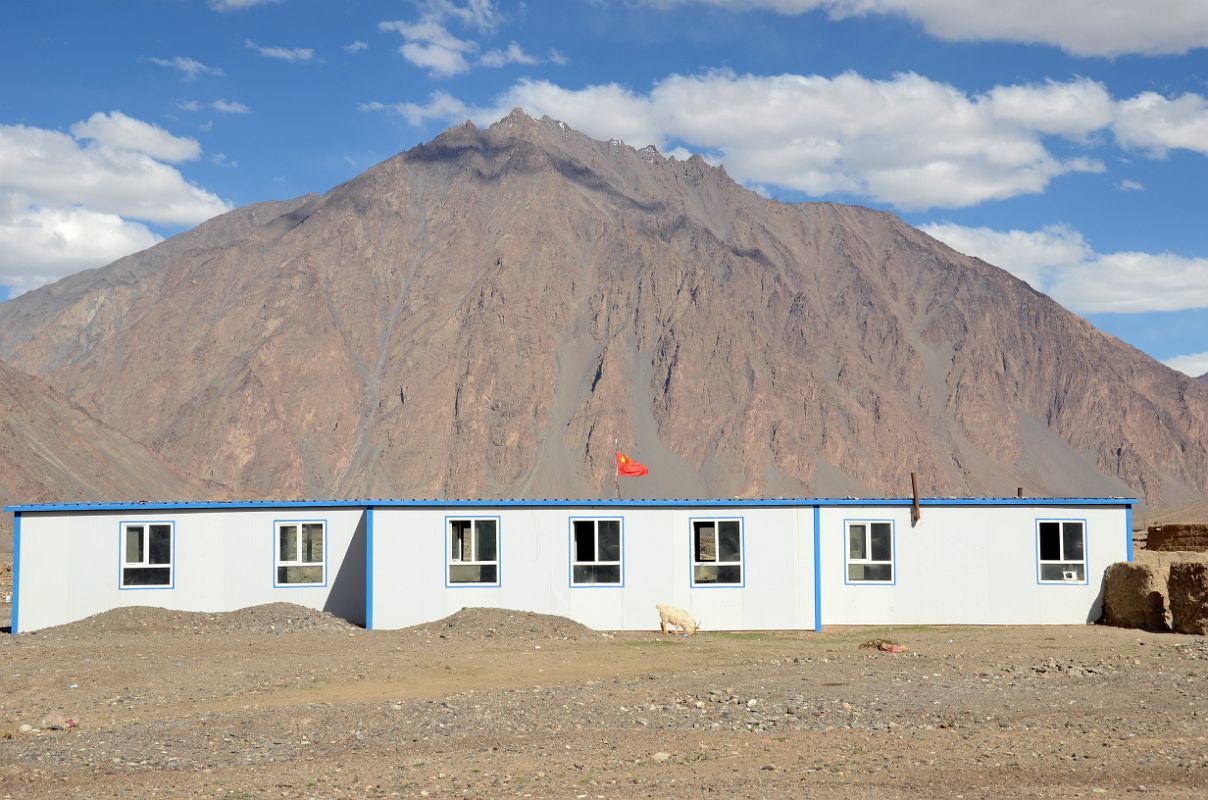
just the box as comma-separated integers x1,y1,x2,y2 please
365,507,374,630
443,515,503,589
3,496,1138,514
812,506,821,633
117,520,176,591
271,518,329,588
10,513,20,635
568,516,625,588
842,517,898,586
1125,506,1134,563
1034,518,1091,586
687,516,746,588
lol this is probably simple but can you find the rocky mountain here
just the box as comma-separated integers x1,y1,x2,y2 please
1199,373,1208,386
0,359,216,551
0,110,1206,507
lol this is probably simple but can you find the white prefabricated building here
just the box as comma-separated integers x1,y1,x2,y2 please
4,497,1134,634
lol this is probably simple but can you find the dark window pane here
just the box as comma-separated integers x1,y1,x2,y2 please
598,521,621,561
718,521,741,562
301,524,323,562
694,521,716,562
148,525,171,565
573,521,596,562
573,564,620,584
278,565,323,584
123,567,170,586
695,564,742,584
1039,522,1061,561
279,525,298,562
849,524,866,560
125,527,144,565
450,520,471,561
849,563,892,582
870,523,892,562
476,520,497,562
1063,522,1084,561
714,564,742,584
450,564,497,583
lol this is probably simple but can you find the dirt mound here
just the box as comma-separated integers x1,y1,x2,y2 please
34,603,357,638
402,607,594,641
1169,563,1208,635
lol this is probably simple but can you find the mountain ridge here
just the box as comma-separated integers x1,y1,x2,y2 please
0,111,1204,507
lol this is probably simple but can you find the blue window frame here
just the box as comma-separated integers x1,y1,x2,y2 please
845,519,894,584
1036,519,1088,584
119,521,175,589
569,517,623,587
274,519,327,587
690,517,744,586
446,516,501,587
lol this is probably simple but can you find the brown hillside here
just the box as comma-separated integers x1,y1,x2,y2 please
0,360,218,552
0,111,1205,505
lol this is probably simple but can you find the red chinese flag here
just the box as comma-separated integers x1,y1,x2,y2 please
616,452,649,477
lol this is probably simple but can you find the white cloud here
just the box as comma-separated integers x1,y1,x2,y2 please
985,78,1115,138
548,48,569,66
921,222,1208,313
209,0,282,10
646,1,1208,57
382,70,1208,210
0,114,229,293
70,111,201,163
177,100,201,112
1163,352,1208,378
245,38,315,63
360,92,470,126
344,40,369,54
210,99,252,114
0,201,162,296
1113,91,1208,157
148,56,224,80
1118,179,1144,192
424,0,501,33
379,20,476,77
481,42,539,68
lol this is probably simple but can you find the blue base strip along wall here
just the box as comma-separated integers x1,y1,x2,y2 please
812,505,822,632
10,512,20,634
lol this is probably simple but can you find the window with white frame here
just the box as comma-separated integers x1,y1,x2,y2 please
121,522,173,587
276,521,325,585
448,518,499,584
571,519,622,585
1037,520,1086,582
848,521,893,582
692,519,743,584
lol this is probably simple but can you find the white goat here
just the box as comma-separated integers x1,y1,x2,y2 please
655,604,699,637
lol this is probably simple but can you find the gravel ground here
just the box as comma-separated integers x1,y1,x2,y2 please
0,603,1206,799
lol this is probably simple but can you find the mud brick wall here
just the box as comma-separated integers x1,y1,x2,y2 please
1147,524,1208,552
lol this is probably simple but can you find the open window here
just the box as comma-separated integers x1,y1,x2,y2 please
570,518,622,586
847,521,894,583
276,521,325,586
448,518,500,585
692,519,743,585
1038,520,1086,583
121,522,173,588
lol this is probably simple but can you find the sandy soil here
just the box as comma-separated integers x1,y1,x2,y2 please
1,600,1206,800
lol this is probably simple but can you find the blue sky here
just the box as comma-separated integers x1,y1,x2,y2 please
2,0,1208,374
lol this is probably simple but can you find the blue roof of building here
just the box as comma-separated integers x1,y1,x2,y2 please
3,496,1136,513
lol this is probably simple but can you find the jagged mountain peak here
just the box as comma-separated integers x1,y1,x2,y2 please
0,117,1204,508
